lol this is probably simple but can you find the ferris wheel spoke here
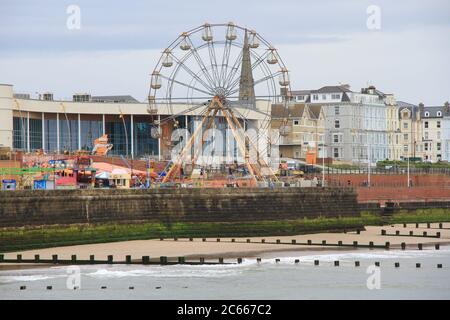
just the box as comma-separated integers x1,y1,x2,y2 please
160,74,213,96
223,50,243,91
219,39,233,87
157,102,209,126
169,53,216,93
207,41,221,88
226,102,271,118
225,50,273,95
227,71,282,96
251,50,270,71
186,36,217,89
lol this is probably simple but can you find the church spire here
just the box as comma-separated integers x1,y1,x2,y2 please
239,30,255,103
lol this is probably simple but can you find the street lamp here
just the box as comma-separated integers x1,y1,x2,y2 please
318,143,327,187
118,108,129,158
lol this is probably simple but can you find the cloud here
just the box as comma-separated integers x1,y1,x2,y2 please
0,0,449,104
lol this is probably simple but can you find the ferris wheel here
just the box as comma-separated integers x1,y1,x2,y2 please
148,22,291,183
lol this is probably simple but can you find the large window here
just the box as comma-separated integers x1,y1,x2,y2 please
44,113,58,152
13,116,27,150
333,134,339,143
80,115,103,151
105,115,131,156
29,116,42,150
133,115,159,158
59,115,78,152
333,148,339,158
334,106,340,115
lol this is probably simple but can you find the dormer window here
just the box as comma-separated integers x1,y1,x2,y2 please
437,111,442,117
424,111,430,117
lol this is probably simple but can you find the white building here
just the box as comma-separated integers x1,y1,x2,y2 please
290,85,389,165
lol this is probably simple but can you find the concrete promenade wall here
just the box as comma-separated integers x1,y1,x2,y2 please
0,187,360,228
327,174,450,188
357,186,450,203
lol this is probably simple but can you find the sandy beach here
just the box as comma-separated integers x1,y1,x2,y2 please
1,223,449,270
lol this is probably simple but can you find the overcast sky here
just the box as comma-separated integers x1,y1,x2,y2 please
0,0,449,104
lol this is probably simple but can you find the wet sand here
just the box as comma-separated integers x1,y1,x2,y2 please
1,222,449,270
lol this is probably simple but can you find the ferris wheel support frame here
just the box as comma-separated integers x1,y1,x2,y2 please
161,96,278,183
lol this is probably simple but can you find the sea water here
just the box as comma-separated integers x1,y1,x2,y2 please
1,247,450,299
